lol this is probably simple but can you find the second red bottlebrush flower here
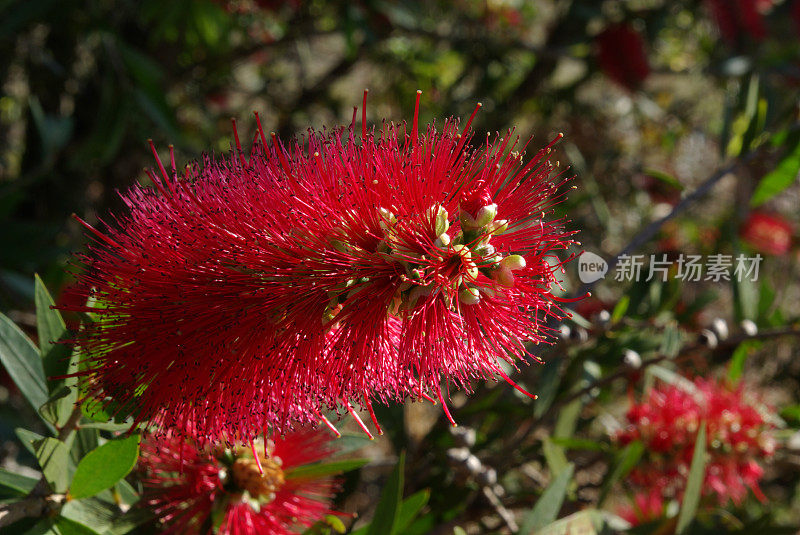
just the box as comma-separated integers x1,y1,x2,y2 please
64,91,578,442
139,428,342,534
616,377,776,506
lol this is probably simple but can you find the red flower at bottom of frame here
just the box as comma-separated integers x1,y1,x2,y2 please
138,428,343,534
615,377,776,506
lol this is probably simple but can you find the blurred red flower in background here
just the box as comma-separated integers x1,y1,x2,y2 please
62,92,578,443
740,211,793,255
139,428,341,534
595,24,650,90
706,0,771,44
616,377,776,506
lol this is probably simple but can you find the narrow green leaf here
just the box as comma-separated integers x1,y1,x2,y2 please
533,509,609,535
0,467,39,496
21,518,58,535
80,398,113,423
610,296,629,323
285,458,369,480
542,437,569,478
54,517,102,535
105,508,155,535
598,441,645,505
367,452,405,535
77,421,136,432
34,274,72,389
658,324,682,358
549,437,607,452
0,312,49,413
69,434,140,499
519,463,575,534
16,427,46,456
676,423,707,535
729,341,757,382
643,168,684,190
751,135,800,206
392,489,430,534
60,499,116,534
39,385,72,427
34,437,72,493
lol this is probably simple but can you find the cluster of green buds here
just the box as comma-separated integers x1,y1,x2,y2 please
318,196,530,326
380,198,527,312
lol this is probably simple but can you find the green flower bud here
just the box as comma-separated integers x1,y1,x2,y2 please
501,254,526,271
458,287,480,305
487,219,508,236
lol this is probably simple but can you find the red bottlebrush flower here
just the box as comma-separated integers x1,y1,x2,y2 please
616,488,664,527
63,91,578,443
139,428,342,534
740,210,793,255
615,377,776,506
595,24,650,90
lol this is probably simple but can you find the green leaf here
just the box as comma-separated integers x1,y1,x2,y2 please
0,467,39,497
610,296,629,323
77,421,135,432
542,437,569,478
69,434,140,499
80,398,113,423
643,168,684,191
519,463,575,534
53,517,101,535
780,405,800,425
0,312,49,414
60,499,116,534
729,340,758,382
34,437,72,493
105,508,155,535
676,423,707,535
598,440,644,505
532,509,616,535
548,437,607,452
39,385,73,427
367,452,405,535
285,458,369,480
16,427,46,456
34,274,71,389
453,528,467,535
393,490,430,534
751,135,800,207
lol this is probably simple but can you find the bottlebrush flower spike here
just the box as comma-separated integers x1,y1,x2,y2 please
595,23,650,90
63,90,579,443
139,428,343,534
615,377,776,506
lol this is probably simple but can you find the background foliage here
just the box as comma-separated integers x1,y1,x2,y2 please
1,0,799,533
